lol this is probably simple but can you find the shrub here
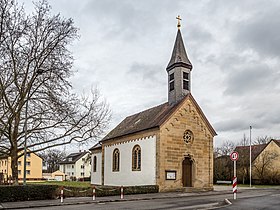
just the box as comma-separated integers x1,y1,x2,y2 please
0,184,159,202
124,185,159,195
95,185,159,197
0,185,58,202
58,185,159,198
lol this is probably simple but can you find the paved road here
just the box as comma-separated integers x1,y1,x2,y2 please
17,188,280,210
19,196,225,210
221,189,280,210
3,188,279,210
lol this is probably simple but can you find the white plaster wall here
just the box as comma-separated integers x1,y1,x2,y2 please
59,165,65,173
104,135,157,186
91,152,102,185
59,164,75,177
75,153,91,179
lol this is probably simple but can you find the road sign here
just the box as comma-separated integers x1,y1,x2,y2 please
230,151,239,161
230,151,239,200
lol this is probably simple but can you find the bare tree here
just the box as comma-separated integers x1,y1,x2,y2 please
253,151,279,183
215,140,235,156
0,0,111,184
40,149,66,173
254,136,272,145
214,155,232,182
238,134,249,146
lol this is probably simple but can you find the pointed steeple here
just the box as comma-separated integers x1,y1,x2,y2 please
166,29,192,72
167,16,193,105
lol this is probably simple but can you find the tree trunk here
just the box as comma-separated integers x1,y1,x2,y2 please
10,147,19,185
10,111,21,185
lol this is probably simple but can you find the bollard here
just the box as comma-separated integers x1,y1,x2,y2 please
92,186,96,201
232,177,237,200
60,186,64,203
120,186,124,199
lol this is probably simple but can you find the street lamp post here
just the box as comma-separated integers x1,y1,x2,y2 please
249,125,252,188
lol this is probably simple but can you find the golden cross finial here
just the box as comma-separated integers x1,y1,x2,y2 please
176,15,182,29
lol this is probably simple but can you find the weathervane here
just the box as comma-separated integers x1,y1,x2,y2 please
176,15,182,29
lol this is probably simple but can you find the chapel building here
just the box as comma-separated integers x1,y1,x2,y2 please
90,19,217,192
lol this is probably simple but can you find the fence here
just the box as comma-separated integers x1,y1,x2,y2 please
60,185,125,203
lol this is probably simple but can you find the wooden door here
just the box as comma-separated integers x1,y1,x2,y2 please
182,157,192,187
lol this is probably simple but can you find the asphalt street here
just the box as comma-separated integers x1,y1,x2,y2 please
221,190,280,210
15,188,280,210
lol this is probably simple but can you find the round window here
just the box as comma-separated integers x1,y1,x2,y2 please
183,130,193,144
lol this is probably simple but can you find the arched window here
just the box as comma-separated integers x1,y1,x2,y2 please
132,145,141,171
93,156,97,172
112,149,120,172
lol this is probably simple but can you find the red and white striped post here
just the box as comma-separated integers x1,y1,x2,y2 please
60,186,64,203
230,151,239,200
92,186,96,201
232,176,237,200
120,186,124,199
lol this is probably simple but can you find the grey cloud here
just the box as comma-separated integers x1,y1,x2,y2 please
234,5,280,58
188,26,213,43
256,104,280,126
214,119,250,132
127,62,165,85
223,63,278,96
27,0,280,147
81,0,180,41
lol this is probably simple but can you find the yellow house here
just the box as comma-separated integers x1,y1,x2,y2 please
252,140,280,183
235,139,280,184
51,170,66,181
0,151,43,181
43,170,66,181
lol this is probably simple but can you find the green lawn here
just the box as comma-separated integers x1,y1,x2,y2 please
30,181,91,188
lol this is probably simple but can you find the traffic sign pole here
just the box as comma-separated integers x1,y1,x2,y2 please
233,160,237,200
230,151,238,200
233,175,237,200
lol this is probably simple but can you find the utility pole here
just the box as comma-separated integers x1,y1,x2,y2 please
249,125,252,188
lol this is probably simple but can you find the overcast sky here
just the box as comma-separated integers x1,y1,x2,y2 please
21,0,280,148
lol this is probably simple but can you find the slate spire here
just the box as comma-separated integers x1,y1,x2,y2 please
166,29,192,72
167,16,193,105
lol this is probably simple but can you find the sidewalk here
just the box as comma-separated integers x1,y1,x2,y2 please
0,186,251,209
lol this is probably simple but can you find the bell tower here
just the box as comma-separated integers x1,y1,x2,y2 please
166,16,192,105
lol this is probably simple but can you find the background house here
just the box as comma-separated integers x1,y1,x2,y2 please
59,151,91,180
42,170,66,181
235,139,280,184
0,151,42,182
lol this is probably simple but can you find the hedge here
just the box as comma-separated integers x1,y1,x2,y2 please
0,185,159,202
59,185,159,197
0,185,58,202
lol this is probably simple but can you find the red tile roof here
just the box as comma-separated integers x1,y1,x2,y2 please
235,144,267,162
273,139,280,147
235,139,280,163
